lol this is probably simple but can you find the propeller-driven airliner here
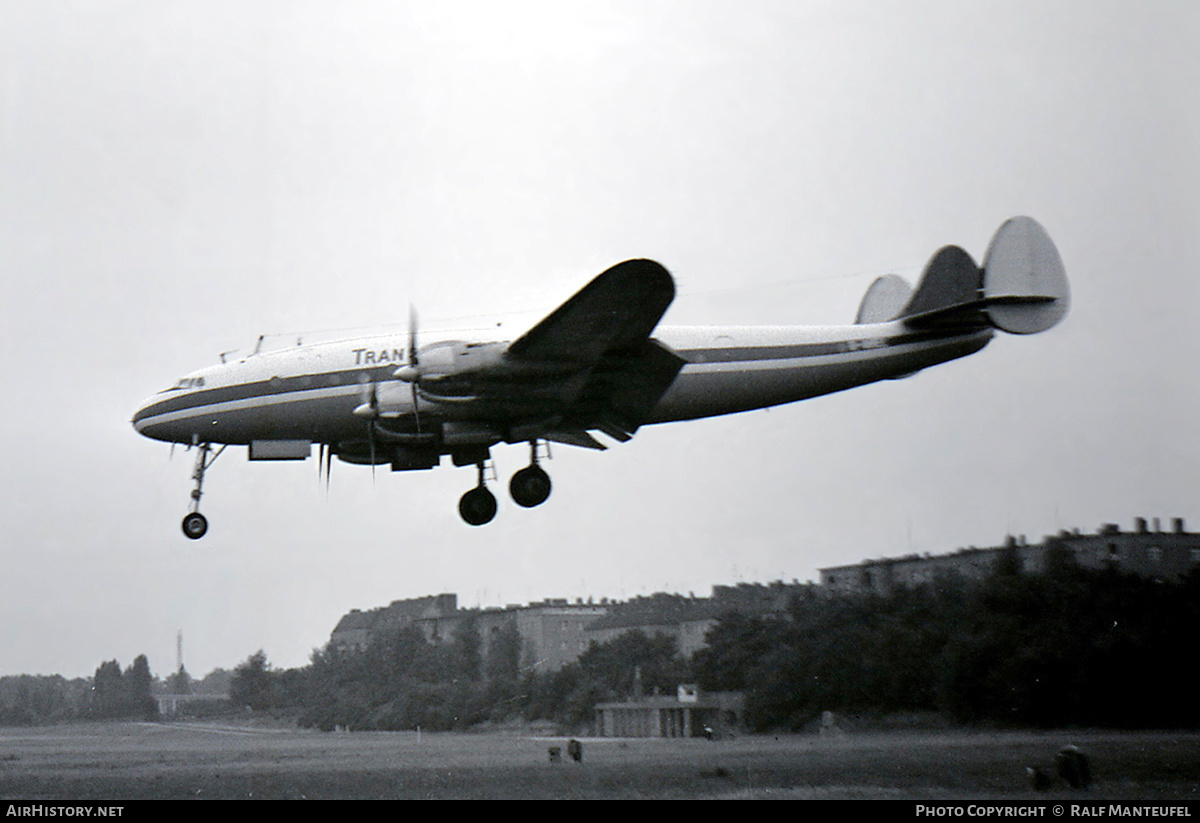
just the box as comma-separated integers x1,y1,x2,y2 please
133,216,1068,537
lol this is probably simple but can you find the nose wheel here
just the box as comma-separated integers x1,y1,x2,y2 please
181,442,224,540
181,511,208,540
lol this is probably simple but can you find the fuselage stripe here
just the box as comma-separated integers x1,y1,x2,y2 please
133,325,983,430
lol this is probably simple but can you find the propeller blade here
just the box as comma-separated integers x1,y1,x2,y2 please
318,443,333,494
353,377,380,482
368,420,377,485
319,441,333,494
409,304,421,433
408,304,419,367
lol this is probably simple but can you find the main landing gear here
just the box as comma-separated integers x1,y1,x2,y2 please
181,441,225,540
458,463,498,527
510,440,552,508
457,441,553,526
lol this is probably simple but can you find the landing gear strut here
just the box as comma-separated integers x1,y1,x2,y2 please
181,441,224,540
510,441,552,508
456,442,553,525
458,462,497,526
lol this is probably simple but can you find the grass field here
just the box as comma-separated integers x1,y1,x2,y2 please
1,722,1198,800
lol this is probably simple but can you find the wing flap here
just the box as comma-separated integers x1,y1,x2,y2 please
568,339,686,438
543,430,608,450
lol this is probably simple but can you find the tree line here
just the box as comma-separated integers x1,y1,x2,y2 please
0,655,157,725
696,549,1200,730
225,551,1200,733
222,617,690,733
5,551,1197,731
0,656,237,726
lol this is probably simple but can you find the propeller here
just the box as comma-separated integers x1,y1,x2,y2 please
396,304,422,432
409,304,422,433
317,442,334,493
353,377,380,481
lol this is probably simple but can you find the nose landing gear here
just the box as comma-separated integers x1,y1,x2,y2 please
180,442,225,540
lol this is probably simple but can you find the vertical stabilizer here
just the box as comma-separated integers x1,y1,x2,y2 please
981,216,1069,334
901,245,984,323
855,273,913,324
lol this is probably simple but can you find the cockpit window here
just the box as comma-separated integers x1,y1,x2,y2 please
172,376,206,390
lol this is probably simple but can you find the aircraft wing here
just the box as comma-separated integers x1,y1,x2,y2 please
407,259,684,445
500,259,685,443
507,259,677,365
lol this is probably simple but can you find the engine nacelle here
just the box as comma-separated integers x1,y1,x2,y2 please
407,340,506,379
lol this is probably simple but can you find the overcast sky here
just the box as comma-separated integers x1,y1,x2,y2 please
1,0,1197,680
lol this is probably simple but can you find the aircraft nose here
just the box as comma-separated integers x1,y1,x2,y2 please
132,393,169,439
132,396,152,432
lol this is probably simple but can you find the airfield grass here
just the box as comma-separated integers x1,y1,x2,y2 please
1,722,1198,800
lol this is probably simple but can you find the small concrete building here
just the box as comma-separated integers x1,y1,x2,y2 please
594,686,744,738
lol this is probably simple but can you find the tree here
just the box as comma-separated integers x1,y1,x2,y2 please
126,655,158,720
90,656,158,720
451,617,483,682
165,666,193,695
485,621,522,683
229,650,275,711
91,660,125,718
576,630,687,698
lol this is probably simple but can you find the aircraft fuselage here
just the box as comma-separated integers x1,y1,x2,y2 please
132,320,992,447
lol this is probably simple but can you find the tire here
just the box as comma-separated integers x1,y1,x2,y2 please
509,465,552,508
181,512,208,540
458,486,497,526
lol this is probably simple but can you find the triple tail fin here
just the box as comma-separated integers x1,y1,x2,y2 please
855,217,1069,334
